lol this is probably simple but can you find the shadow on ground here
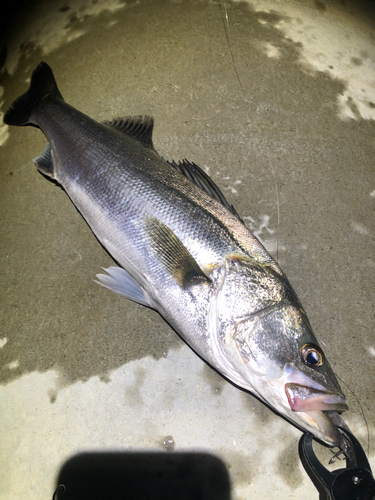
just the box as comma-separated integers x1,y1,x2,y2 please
55,451,232,500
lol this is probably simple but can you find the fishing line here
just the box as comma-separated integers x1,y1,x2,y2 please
219,0,245,96
217,0,369,471
267,151,280,262
336,373,370,457
218,2,280,259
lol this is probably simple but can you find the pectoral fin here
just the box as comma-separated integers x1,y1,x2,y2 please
145,217,209,288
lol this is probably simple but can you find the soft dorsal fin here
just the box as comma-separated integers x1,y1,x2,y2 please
103,115,155,149
145,217,209,288
169,159,244,223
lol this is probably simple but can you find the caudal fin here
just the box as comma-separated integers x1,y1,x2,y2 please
3,62,63,127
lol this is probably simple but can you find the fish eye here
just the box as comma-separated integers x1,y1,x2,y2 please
300,344,324,367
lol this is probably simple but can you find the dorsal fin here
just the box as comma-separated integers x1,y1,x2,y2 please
169,159,244,223
103,115,155,149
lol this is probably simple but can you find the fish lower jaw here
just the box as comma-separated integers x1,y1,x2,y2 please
297,409,343,447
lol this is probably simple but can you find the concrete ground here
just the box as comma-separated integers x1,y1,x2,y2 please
1,0,374,499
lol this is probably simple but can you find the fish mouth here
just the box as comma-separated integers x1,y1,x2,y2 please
283,369,349,446
285,383,349,413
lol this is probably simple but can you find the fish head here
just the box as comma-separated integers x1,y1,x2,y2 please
213,256,348,446
245,304,348,446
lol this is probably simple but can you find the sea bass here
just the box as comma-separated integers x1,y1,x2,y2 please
4,62,348,446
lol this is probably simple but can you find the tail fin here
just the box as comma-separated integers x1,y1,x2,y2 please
3,62,63,127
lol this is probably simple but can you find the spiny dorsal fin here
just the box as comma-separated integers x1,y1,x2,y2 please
145,217,209,288
104,115,154,149
33,143,55,178
169,159,244,223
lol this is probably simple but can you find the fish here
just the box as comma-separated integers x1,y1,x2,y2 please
4,62,348,447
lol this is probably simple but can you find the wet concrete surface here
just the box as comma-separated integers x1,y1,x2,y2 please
0,0,374,499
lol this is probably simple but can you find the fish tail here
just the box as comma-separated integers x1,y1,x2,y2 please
3,62,63,127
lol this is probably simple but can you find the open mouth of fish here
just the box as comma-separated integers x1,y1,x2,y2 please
285,383,349,413
282,368,349,446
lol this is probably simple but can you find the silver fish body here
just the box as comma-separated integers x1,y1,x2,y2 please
4,62,348,446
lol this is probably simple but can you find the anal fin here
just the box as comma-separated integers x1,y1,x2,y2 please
34,143,55,179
